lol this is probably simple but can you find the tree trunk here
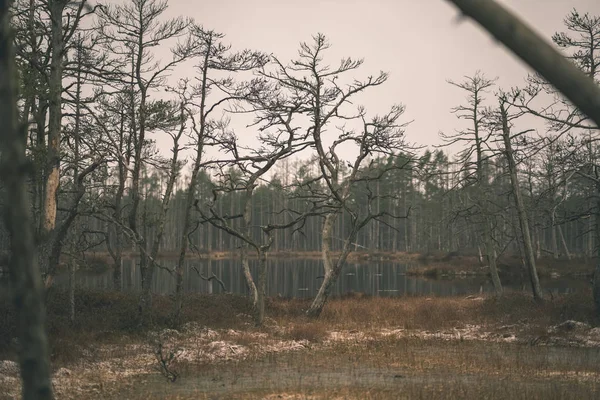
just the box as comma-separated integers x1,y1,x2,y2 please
241,244,259,307
141,129,182,321
500,102,543,300
243,188,260,306
68,258,76,324
484,219,503,295
255,249,267,326
557,224,571,260
0,3,54,395
112,147,127,290
307,212,355,318
174,178,196,320
551,211,559,259
41,0,67,239
39,0,67,285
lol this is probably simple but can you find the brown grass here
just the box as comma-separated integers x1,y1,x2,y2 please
0,289,253,365
1,288,598,368
268,290,598,331
284,323,328,343
2,289,600,399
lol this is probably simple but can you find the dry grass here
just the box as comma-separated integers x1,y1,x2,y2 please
268,289,599,333
0,289,253,365
1,288,598,365
2,289,600,399
284,323,328,343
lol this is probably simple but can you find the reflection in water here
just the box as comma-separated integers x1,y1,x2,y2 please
47,258,587,298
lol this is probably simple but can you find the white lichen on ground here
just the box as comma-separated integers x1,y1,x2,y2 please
1,318,600,399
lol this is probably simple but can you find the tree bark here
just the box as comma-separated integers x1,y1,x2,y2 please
557,224,571,260
307,213,338,318
550,211,559,259
255,249,267,326
241,186,259,308
307,211,357,318
500,102,543,300
0,2,54,396
484,218,503,295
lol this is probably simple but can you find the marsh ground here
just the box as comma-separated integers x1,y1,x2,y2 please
1,290,599,399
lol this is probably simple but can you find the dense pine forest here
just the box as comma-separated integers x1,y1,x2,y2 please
1,0,600,398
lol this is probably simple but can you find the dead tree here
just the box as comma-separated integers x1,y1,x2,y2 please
194,109,315,325
440,72,503,296
172,26,267,322
140,96,187,321
488,95,544,300
98,0,198,317
306,108,411,317
252,34,412,317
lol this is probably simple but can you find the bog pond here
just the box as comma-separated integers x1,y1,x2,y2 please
48,258,587,298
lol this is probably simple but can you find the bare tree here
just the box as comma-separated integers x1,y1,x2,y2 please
98,0,198,318
172,26,267,321
40,0,93,284
255,34,412,317
488,95,544,299
440,72,503,295
194,78,316,325
306,108,411,317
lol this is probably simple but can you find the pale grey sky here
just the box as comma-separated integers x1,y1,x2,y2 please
157,0,599,158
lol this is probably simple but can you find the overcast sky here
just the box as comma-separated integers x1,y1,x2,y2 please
158,0,599,157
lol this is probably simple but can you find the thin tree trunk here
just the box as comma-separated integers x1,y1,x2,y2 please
484,219,503,295
112,111,128,290
68,258,76,324
175,47,211,319
255,249,267,326
551,211,559,259
241,186,259,309
141,125,183,322
558,224,572,260
535,228,542,259
500,102,543,300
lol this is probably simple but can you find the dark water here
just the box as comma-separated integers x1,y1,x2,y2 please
43,258,588,298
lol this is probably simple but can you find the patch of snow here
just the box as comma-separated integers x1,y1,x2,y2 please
204,340,248,361
262,340,309,353
549,320,591,333
54,368,72,378
0,360,19,376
